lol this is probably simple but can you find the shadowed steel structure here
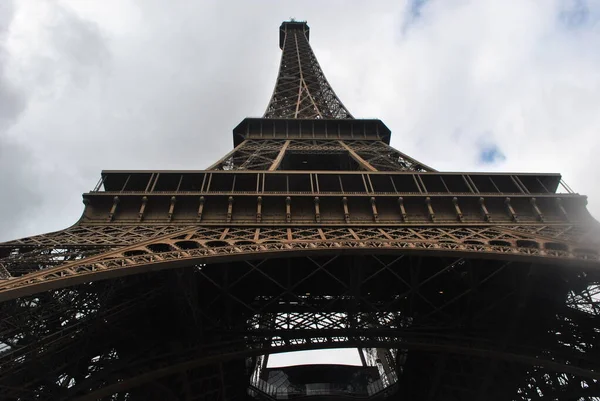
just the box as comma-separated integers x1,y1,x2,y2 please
0,21,599,401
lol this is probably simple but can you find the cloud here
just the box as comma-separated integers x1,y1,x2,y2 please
0,1,26,128
0,1,42,240
0,0,599,245
0,138,44,238
337,0,600,207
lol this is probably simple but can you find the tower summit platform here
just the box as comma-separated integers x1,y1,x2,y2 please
279,20,309,49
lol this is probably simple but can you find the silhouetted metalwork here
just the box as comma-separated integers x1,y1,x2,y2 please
0,20,599,401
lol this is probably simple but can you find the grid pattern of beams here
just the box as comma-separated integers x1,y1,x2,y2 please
208,140,433,172
1,224,598,300
0,256,598,400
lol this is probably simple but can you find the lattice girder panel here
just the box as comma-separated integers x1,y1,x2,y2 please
209,140,286,171
208,138,435,172
288,139,346,152
1,255,598,400
503,224,594,244
343,140,435,172
0,224,598,303
0,246,113,278
264,22,352,119
0,225,191,247
0,225,197,279
0,276,169,400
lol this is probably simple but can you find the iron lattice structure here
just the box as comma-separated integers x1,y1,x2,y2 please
1,21,599,401
264,21,352,119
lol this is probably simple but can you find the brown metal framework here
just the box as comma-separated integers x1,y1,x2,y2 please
0,20,599,401
264,22,352,119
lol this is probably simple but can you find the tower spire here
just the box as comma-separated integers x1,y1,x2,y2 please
264,21,353,119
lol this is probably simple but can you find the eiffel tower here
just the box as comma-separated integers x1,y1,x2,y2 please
1,20,599,401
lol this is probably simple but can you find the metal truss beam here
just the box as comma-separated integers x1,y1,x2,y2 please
264,22,352,119
1,225,597,301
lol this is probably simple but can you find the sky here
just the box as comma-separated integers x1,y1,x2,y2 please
1,0,599,367
1,0,600,242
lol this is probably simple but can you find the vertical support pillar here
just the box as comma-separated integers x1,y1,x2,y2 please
479,197,491,222
504,197,518,221
197,196,205,222
452,197,463,222
167,196,176,222
108,196,119,222
342,197,350,223
285,196,292,223
370,197,379,222
138,196,148,222
425,197,435,222
530,198,544,222
314,197,321,223
227,196,234,223
256,196,263,223
398,197,407,222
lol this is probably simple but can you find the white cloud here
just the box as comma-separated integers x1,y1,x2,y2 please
1,0,599,235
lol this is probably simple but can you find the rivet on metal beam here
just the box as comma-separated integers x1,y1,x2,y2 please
227,196,234,223
370,197,379,222
479,197,491,222
314,197,321,223
425,197,435,222
398,197,407,222
342,197,350,223
108,196,119,222
197,196,205,222
138,196,148,222
452,197,464,222
167,196,176,222
530,197,544,222
286,196,292,223
256,196,263,223
504,197,518,222
555,198,569,221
